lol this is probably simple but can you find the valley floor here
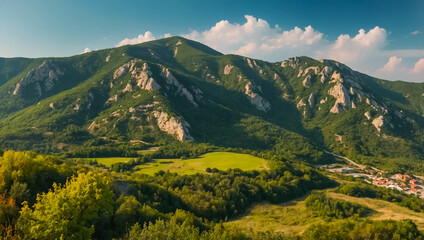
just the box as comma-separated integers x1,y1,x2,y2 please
226,188,424,235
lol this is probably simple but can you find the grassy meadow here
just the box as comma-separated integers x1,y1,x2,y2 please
225,189,424,235
134,152,269,175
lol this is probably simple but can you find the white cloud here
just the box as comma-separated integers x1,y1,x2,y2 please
82,47,91,54
164,33,172,38
411,58,424,74
316,27,387,64
378,56,403,72
183,15,324,60
113,16,424,82
411,30,420,35
117,31,156,47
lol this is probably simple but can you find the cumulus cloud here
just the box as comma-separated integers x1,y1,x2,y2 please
183,15,324,60
378,56,403,72
82,48,91,54
316,27,387,64
117,31,156,47
411,58,424,74
113,16,424,82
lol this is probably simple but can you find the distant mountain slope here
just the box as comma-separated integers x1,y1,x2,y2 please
0,36,423,170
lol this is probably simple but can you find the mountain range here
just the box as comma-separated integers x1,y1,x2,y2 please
0,36,423,171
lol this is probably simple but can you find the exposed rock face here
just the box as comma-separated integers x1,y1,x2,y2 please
224,64,234,75
247,58,254,68
297,99,306,108
320,66,332,83
123,83,133,93
153,111,193,141
49,102,55,110
303,75,312,87
328,82,351,113
302,66,320,77
331,71,342,82
133,63,161,91
105,55,110,62
244,81,271,112
372,115,386,132
113,64,129,80
364,111,371,120
106,94,118,104
13,60,64,96
73,104,80,111
246,58,258,69
87,121,101,134
281,57,300,68
161,67,199,107
308,93,316,107
114,60,161,92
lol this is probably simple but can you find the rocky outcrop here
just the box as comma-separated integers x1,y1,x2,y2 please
13,60,64,96
364,111,371,120
87,121,101,134
244,82,271,112
153,111,193,141
161,68,199,107
330,71,342,83
328,82,351,113
133,63,161,91
224,64,233,75
297,99,306,108
281,57,300,68
123,83,133,93
113,64,130,80
320,97,328,104
308,93,316,107
106,95,118,104
372,115,386,132
246,58,258,69
320,66,332,83
303,75,312,87
114,60,161,93
302,66,320,77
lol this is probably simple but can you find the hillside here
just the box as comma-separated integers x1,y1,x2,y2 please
0,36,423,172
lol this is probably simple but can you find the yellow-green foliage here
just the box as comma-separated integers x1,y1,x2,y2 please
134,152,269,175
0,150,73,202
17,172,114,240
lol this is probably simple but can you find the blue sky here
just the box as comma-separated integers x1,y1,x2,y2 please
1,0,423,81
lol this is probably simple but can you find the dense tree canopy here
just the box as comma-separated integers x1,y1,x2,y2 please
17,172,114,240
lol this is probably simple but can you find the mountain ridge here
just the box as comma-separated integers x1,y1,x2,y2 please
0,36,423,172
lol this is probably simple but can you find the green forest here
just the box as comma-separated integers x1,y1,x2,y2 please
0,150,423,239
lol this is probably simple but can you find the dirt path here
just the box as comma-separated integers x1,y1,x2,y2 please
327,192,424,230
323,150,384,172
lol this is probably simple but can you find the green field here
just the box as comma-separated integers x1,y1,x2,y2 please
134,152,269,175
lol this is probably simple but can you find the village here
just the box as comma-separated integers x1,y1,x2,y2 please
321,163,424,198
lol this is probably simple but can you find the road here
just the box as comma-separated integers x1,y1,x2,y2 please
323,150,384,172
